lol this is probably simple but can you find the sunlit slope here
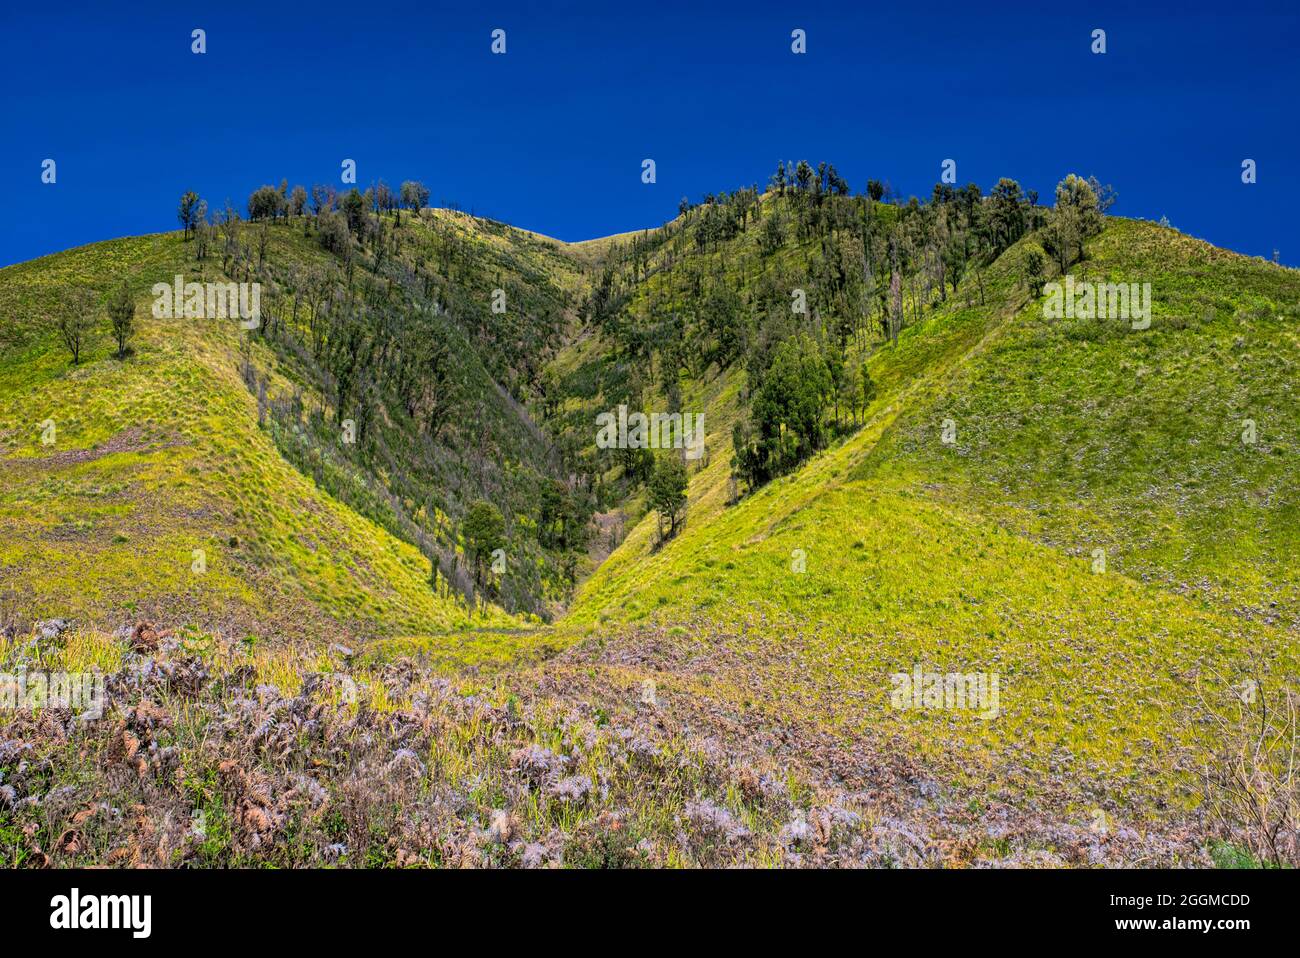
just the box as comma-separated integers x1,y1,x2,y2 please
568,211,1034,625
858,218,1300,627
571,219,1300,633
564,220,1299,789
0,234,514,639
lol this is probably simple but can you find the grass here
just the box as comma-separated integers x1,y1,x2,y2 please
1,622,898,869
3,203,1297,866
561,217,1300,813
3,615,1217,867
0,230,514,644
864,219,1300,628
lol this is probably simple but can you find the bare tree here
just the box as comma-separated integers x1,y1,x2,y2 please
1196,672,1300,868
309,183,335,217
193,200,210,260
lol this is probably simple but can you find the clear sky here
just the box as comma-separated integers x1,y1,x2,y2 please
2,0,1297,267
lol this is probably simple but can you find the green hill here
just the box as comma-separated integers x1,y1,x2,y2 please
552,196,1300,818
3,171,1297,868
0,230,517,641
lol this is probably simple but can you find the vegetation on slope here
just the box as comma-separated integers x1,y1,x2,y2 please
0,229,513,640
552,171,1299,833
0,618,1216,868
861,218,1300,630
3,162,1297,867
203,189,598,618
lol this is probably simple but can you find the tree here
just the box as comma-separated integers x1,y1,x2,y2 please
317,210,352,258
1087,175,1117,214
55,288,97,365
537,480,565,548
193,200,211,260
734,333,833,487
399,180,430,212
1023,248,1045,296
759,208,784,256
177,191,200,239
248,185,284,221
1044,174,1103,272
105,280,135,358
619,444,654,485
339,189,367,235
219,201,241,272
289,185,308,217
648,454,689,541
856,362,876,423
462,500,505,587
309,183,334,217
987,178,1027,253
823,338,846,428
794,160,814,192
256,221,271,267
888,255,903,343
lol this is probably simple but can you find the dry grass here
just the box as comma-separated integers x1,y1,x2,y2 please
1,618,1218,868
1196,672,1300,867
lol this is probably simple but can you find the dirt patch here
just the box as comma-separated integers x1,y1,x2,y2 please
0,426,184,470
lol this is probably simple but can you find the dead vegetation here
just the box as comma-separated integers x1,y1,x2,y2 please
1196,672,1300,867
0,617,1230,868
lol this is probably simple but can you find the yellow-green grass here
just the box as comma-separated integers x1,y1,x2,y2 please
562,226,666,271
564,219,1300,808
0,232,515,643
862,219,1300,629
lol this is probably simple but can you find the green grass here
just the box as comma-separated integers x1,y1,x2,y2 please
1208,840,1274,869
862,219,1300,629
0,230,514,643
563,217,1300,804
4,207,1297,834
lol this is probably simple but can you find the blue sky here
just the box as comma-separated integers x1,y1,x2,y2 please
2,0,1297,267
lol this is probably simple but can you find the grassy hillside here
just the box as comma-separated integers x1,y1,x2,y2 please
861,219,1300,628
4,174,1297,868
561,214,1300,817
230,207,597,618
0,230,516,642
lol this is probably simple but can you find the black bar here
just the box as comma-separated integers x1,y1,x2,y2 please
1,868,1286,945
